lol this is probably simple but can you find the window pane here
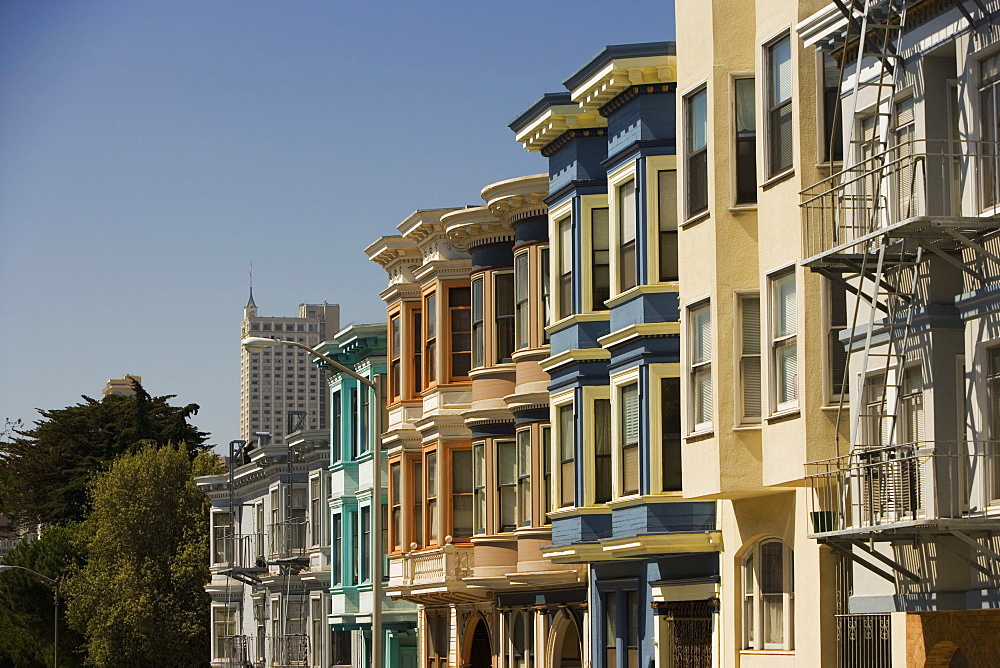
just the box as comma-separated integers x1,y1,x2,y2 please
593,208,610,309
594,398,612,504
496,273,515,363
658,171,679,282
661,378,682,491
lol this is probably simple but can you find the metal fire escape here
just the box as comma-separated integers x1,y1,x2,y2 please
802,0,1000,580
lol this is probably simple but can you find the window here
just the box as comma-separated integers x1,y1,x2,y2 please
498,440,516,532
452,449,473,537
212,512,232,564
413,460,423,547
515,253,530,349
862,373,889,447
310,598,325,667
542,426,552,524
495,274,515,363
351,510,359,584
767,35,793,176
770,271,797,411
450,286,472,378
517,430,532,527
618,181,637,292
593,207,611,309
558,403,575,507
739,294,762,423
360,384,370,455
686,88,709,217
989,348,1000,500
820,52,843,163
595,398,612,504
743,539,794,650
331,513,342,585
558,216,573,319
350,387,359,458
660,378,682,492
621,384,640,496
426,451,438,545
981,52,1000,208
657,171,678,282
359,506,370,583
213,607,237,660
390,314,401,400
690,303,713,430
828,280,849,399
605,591,618,668
424,293,437,386
541,247,551,339
472,277,485,368
734,77,757,203
389,461,401,552
625,590,639,668
473,443,486,535
412,309,423,394
310,476,322,547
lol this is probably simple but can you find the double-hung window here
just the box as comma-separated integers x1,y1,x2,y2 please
828,280,849,400
767,34,793,177
449,286,472,378
424,293,437,386
690,303,713,430
331,513,342,585
426,451,438,545
557,216,574,319
686,88,709,217
988,348,1000,501
980,52,1000,209
541,247,551,340
390,314,401,400
734,77,757,203
452,449,473,537
495,274,515,363
558,403,575,508
350,387,359,458
411,308,423,394
618,180,637,292
389,460,401,552
498,440,517,532
473,443,487,535
770,271,798,411
310,475,322,547
515,253,530,350
212,512,233,564
541,426,552,523
620,383,640,496
743,539,794,650
594,397,612,504
472,277,485,369
660,377,682,492
657,171,678,282
739,294,762,423
592,208,611,309
359,506,370,583
516,430,532,527
212,607,237,661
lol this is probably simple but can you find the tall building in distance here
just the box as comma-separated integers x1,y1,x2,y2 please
240,290,339,443
102,374,141,396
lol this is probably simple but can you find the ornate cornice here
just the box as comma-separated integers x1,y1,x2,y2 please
481,174,549,224
569,56,677,113
442,206,511,251
599,82,676,118
541,127,608,158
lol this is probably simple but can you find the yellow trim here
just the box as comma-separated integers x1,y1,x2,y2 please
610,368,641,500
649,364,683,494
540,348,612,374
580,193,611,313
598,322,681,349
608,163,638,298
581,385,610,506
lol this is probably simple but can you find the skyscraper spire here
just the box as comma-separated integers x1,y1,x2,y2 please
246,262,257,309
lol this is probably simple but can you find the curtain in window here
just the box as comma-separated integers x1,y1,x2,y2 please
760,541,784,646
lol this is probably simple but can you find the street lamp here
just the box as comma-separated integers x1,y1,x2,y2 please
0,564,59,667
241,336,386,668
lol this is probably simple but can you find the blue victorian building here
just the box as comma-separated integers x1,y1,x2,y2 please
511,42,720,667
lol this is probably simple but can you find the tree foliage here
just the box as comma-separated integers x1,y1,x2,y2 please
0,525,86,667
0,381,208,528
64,445,219,667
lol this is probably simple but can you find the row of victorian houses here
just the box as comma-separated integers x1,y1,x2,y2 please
199,0,1000,666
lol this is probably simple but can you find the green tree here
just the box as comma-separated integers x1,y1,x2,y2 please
64,445,220,667
0,525,86,667
0,381,208,528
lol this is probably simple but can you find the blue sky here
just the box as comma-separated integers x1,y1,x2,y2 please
0,0,676,446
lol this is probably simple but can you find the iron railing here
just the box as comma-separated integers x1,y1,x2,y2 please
806,441,1000,535
218,634,255,667
273,633,309,667
838,614,892,668
269,519,309,558
213,532,267,570
801,139,1000,260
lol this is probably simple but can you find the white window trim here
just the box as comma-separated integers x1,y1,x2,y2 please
682,82,710,223
610,367,642,500
687,299,714,434
608,162,640,298
549,200,574,324
735,291,762,425
211,604,239,661
762,29,795,181
742,538,794,651
768,267,799,415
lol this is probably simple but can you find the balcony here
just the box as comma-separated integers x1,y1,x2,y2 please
806,442,1000,538
385,542,483,603
272,633,309,667
800,139,1000,264
216,635,252,667
269,519,309,564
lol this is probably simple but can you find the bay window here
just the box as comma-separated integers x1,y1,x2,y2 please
558,403,575,508
686,87,708,217
618,180,637,292
424,293,437,386
472,277,485,368
620,383,640,496
515,253,530,350
657,171,678,282
390,314,401,400
770,271,797,411
593,207,611,309
389,460,401,552
557,216,573,319
474,443,486,535
498,440,517,532
452,449,473,537
426,450,438,545
495,274,515,363
516,430,532,527
690,303,713,430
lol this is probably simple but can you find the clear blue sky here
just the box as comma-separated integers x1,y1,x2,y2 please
0,0,676,447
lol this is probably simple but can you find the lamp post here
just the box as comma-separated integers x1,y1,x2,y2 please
0,564,58,667
241,336,386,668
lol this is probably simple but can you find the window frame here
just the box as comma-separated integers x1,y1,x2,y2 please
649,365,683,493
388,459,402,553
514,252,530,351
424,448,439,547
516,428,532,527
765,32,794,178
552,204,575,321
494,272,515,364
688,301,713,433
742,538,794,651
552,392,576,509
769,269,798,414
473,441,487,536
610,367,642,500
737,292,762,424
732,74,758,205
497,439,517,533
448,284,472,380
586,386,613,506
684,85,709,218
649,159,679,283
423,290,438,389
389,311,402,402
451,447,474,539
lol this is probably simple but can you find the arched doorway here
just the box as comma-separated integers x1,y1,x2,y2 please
548,613,582,668
466,618,491,668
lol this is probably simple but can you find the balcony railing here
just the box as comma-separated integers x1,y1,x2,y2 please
388,542,474,589
217,634,254,667
272,633,309,667
837,614,891,668
214,533,267,570
269,520,309,559
801,139,1000,261
806,441,1000,536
